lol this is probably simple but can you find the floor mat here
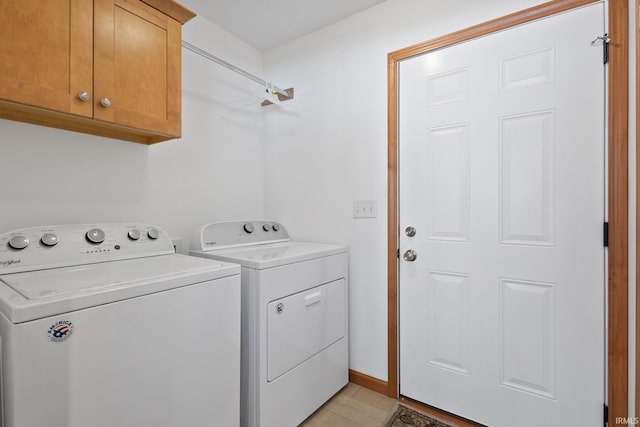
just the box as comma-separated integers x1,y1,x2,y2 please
384,405,454,427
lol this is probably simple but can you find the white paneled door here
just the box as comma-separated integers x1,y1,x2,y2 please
398,4,605,426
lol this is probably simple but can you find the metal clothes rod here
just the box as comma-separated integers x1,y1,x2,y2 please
181,40,291,99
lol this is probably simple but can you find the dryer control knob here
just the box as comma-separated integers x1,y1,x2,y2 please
8,235,29,250
128,229,141,240
262,224,270,232
41,233,59,247
147,228,160,240
272,223,280,232
86,228,105,244
243,223,255,234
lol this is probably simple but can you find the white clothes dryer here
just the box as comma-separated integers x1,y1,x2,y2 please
190,220,349,427
0,223,241,427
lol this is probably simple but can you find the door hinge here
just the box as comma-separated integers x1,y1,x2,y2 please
603,403,608,426
603,222,609,247
591,34,610,64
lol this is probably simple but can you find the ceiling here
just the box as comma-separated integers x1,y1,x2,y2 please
180,0,387,51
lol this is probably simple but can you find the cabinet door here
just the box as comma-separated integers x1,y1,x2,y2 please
0,0,93,117
94,0,182,137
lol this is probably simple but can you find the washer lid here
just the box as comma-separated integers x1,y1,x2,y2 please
191,241,347,269
0,254,240,323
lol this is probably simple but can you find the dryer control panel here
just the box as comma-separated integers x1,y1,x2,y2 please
0,223,174,274
193,220,289,251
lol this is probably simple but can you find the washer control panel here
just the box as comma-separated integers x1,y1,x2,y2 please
194,220,289,251
0,223,174,274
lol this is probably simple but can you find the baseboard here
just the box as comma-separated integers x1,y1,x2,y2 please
348,369,390,396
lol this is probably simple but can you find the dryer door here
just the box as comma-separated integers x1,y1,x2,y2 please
267,278,346,381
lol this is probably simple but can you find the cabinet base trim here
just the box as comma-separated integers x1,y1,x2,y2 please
0,99,177,144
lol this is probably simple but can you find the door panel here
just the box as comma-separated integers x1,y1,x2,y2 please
399,4,605,426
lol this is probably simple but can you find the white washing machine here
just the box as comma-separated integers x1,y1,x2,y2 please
0,223,241,427
190,220,349,427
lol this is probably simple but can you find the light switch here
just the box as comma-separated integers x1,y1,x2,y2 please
353,200,377,218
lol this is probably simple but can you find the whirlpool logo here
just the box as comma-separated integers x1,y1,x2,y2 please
0,259,21,267
47,320,74,343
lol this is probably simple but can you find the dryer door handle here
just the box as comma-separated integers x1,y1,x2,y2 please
304,291,322,306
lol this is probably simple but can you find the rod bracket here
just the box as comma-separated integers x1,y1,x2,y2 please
261,88,294,107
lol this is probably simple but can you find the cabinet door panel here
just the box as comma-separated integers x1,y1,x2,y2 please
94,0,181,137
0,0,93,117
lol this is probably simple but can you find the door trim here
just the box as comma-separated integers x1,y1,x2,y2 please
636,0,639,417
386,0,629,424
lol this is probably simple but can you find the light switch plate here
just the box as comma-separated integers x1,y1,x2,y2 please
353,200,377,218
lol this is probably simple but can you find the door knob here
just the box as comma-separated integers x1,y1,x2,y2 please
100,98,111,108
403,249,417,262
405,226,416,237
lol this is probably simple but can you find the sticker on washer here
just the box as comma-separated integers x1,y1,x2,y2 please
47,320,74,342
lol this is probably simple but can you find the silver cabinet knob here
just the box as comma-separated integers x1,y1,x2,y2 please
403,249,417,262
78,91,90,102
100,98,111,108
405,226,417,237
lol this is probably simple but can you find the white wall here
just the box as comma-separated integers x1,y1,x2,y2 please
0,15,265,251
1,0,636,401
262,0,584,382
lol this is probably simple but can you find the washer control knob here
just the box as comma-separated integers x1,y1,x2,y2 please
147,228,160,240
263,224,270,232
243,223,255,234
86,228,105,244
128,229,141,240
8,235,29,250
272,223,280,232
41,233,59,247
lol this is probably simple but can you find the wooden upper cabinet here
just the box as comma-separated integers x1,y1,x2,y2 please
0,0,195,144
0,0,93,117
94,0,182,137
